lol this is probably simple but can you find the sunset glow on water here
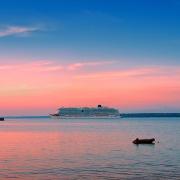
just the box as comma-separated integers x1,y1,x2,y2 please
0,117,180,179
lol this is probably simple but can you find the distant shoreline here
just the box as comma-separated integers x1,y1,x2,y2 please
4,116,49,119
120,113,180,118
3,113,180,119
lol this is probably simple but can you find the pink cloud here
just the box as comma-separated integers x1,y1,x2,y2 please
0,60,115,72
67,61,115,70
75,66,180,80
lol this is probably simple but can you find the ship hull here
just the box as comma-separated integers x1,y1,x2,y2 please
50,115,120,119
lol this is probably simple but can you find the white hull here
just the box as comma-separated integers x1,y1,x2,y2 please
50,115,120,119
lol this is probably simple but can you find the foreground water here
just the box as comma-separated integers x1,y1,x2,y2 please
0,117,180,180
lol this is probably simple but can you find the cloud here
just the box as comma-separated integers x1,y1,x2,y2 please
0,60,115,73
0,65,15,70
75,66,180,80
1,60,179,79
0,26,40,37
67,61,115,70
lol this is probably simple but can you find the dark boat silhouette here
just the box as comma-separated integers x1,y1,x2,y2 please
133,138,155,144
50,105,120,118
0,117,4,121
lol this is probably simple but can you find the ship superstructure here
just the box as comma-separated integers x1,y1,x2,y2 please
50,105,120,118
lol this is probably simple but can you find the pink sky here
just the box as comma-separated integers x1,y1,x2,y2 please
0,60,180,115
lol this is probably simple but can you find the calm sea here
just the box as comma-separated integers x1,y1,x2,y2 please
0,117,180,180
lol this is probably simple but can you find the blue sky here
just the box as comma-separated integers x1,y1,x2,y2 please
0,0,179,65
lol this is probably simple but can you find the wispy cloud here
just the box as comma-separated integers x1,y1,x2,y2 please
75,66,180,80
0,25,40,37
1,60,179,78
67,61,115,70
0,60,115,72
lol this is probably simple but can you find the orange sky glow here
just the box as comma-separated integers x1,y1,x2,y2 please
0,60,180,115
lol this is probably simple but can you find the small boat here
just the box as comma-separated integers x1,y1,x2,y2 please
133,138,155,144
0,117,4,121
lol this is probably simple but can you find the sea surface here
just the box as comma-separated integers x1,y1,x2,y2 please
0,117,180,180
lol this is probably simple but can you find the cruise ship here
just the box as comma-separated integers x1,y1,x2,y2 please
50,105,120,118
